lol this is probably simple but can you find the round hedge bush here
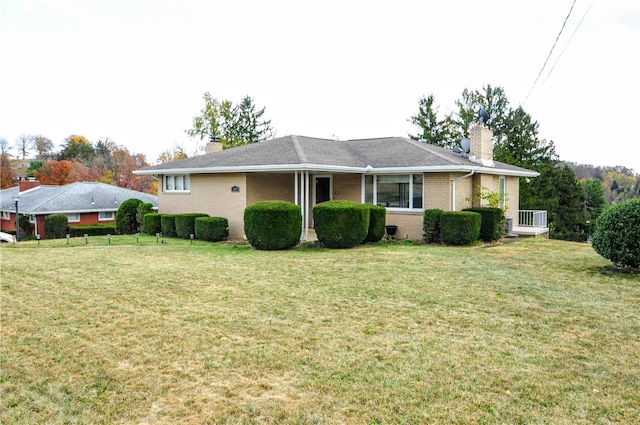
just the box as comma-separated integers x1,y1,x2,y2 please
44,213,68,239
313,200,370,248
244,201,302,250
592,198,640,269
175,213,209,238
115,198,142,234
440,211,481,246
363,204,386,242
195,217,229,242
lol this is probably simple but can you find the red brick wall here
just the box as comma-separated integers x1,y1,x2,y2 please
1,212,114,239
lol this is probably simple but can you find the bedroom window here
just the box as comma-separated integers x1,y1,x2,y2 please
363,174,423,210
1,211,10,220
164,174,190,192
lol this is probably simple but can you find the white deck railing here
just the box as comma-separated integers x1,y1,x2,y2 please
518,210,547,228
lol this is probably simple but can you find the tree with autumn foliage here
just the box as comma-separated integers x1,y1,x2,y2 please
0,153,15,188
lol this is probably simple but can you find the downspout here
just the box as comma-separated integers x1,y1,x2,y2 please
451,169,477,211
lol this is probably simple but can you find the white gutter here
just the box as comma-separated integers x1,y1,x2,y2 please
451,168,478,211
134,163,539,178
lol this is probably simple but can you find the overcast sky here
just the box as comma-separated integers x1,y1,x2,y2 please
1,0,638,171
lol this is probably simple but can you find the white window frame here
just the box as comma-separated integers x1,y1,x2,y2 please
164,174,190,193
66,213,80,223
28,215,36,224
98,211,115,221
362,173,424,211
499,175,507,209
1,211,10,220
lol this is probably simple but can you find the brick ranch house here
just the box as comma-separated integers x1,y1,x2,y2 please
0,180,158,239
134,125,546,241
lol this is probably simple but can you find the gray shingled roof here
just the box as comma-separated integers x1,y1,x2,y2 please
0,182,158,214
135,135,539,177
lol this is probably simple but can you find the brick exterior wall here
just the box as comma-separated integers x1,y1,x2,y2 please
156,170,522,242
158,173,248,239
333,174,361,202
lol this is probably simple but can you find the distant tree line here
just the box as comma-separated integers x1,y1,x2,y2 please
0,135,156,193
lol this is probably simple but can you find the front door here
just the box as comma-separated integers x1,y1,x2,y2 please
314,176,331,205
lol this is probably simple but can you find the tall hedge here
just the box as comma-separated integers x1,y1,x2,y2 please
195,217,229,242
136,202,154,233
44,213,68,239
363,204,386,242
115,198,142,234
175,213,210,238
244,201,302,250
161,214,178,237
313,200,369,249
592,198,640,269
440,211,481,246
143,213,162,235
423,209,444,243
463,207,504,242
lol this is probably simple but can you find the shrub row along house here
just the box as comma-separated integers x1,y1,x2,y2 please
0,180,158,239
135,125,544,241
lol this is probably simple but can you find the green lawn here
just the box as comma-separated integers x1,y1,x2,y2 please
1,237,638,424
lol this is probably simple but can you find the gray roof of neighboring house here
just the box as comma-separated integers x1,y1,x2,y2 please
134,135,539,177
0,182,158,214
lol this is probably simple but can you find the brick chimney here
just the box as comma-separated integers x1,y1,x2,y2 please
205,141,223,154
19,178,41,192
469,125,494,167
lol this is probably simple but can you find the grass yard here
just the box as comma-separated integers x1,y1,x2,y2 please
1,236,639,424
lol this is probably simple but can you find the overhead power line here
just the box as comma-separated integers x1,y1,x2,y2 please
541,0,597,87
523,0,578,105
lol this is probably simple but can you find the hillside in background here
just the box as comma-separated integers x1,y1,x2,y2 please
567,162,639,205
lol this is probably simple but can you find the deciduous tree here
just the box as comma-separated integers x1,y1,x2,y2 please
14,134,32,159
187,93,274,149
32,135,55,159
0,153,15,188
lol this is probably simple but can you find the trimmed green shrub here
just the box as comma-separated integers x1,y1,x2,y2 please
244,201,301,250
68,224,116,237
463,207,505,242
136,202,154,233
115,198,142,234
363,204,386,242
161,214,178,237
175,213,209,238
440,211,481,246
44,213,68,239
143,213,162,235
18,215,34,238
313,200,370,249
423,209,444,243
592,198,640,269
195,217,229,242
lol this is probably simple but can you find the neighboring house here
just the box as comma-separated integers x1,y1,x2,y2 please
0,180,158,239
134,125,547,241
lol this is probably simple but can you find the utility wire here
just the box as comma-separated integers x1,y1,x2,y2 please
541,0,596,87
523,0,578,105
